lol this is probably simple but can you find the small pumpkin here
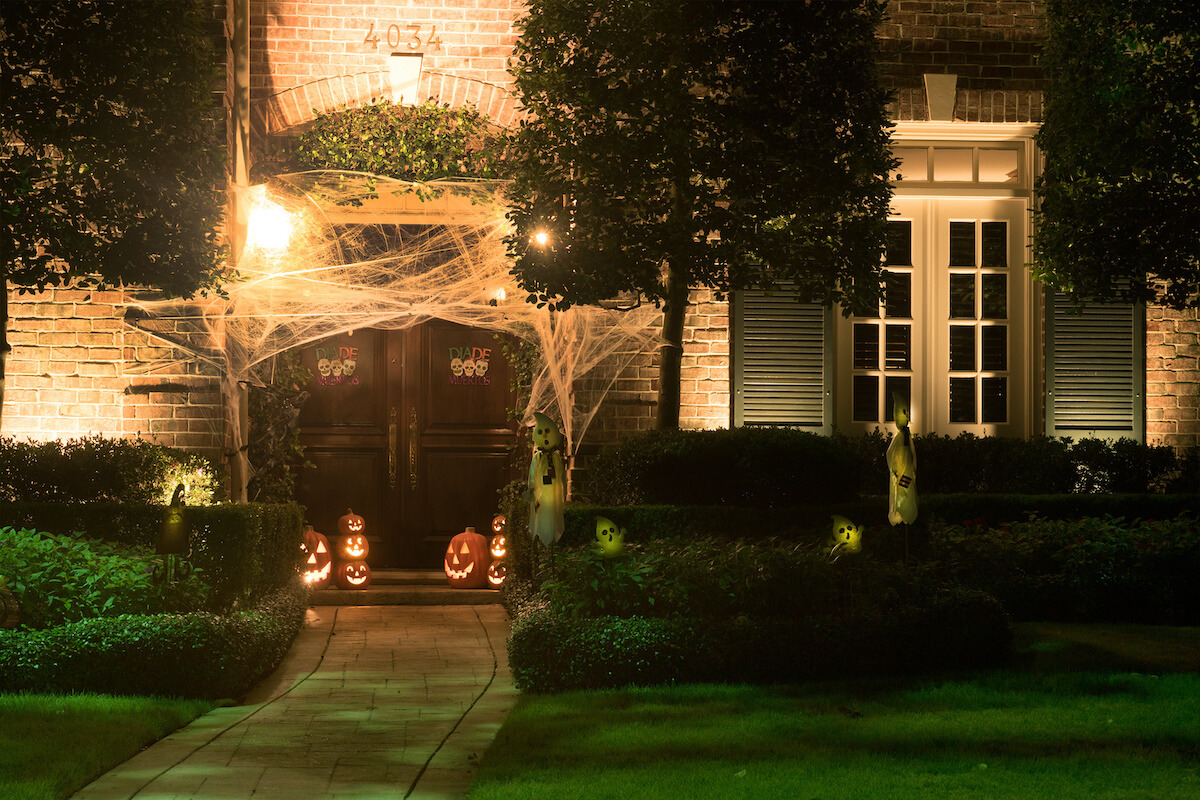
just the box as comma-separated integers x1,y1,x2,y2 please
338,508,366,536
486,560,507,589
339,532,370,560
492,514,506,534
444,527,488,589
334,560,372,589
490,533,507,560
300,525,332,589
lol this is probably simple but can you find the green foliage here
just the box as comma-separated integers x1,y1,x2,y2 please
247,352,313,504
285,100,509,182
1034,0,1200,308
925,514,1200,625
0,435,221,504
0,528,209,629
0,578,308,699
0,501,306,611
1,0,226,298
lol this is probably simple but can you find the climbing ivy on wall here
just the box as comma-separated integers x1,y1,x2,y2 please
285,100,510,182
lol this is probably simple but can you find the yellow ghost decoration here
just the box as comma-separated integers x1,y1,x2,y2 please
528,411,566,546
886,392,918,525
594,516,626,557
828,514,863,562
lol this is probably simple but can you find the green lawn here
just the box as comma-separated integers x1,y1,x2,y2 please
0,693,212,800
468,624,1200,800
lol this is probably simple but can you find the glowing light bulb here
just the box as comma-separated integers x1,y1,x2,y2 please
494,287,507,302
248,201,293,252
531,230,550,247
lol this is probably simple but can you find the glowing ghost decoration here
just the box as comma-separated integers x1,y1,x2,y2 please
451,358,464,377
594,516,625,557
886,392,919,525
157,484,190,556
828,515,863,562
528,411,566,546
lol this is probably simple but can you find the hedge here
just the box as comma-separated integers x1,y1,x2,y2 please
0,501,306,610
0,577,309,700
508,588,1011,693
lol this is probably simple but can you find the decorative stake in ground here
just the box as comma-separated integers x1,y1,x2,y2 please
528,411,566,547
828,514,863,562
594,516,625,557
886,393,918,526
154,484,192,584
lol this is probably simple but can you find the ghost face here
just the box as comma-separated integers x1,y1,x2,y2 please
317,358,331,377
532,412,563,452
463,358,476,376
451,358,464,377
594,516,625,557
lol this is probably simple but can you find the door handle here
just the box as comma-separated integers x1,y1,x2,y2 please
388,407,398,490
408,407,418,491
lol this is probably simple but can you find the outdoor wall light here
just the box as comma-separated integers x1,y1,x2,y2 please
531,230,550,247
246,185,294,253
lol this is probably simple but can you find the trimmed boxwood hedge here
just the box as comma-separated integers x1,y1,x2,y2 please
508,587,1011,693
0,577,309,699
0,501,305,610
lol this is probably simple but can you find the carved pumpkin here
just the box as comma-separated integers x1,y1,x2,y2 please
492,514,506,534
339,533,370,560
334,560,372,589
490,534,507,560
338,508,366,536
300,526,332,589
486,561,507,589
444,527,488,589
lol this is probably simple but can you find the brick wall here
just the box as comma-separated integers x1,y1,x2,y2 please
878,0,1045,122
1146,306,1200,451
3,288,225,459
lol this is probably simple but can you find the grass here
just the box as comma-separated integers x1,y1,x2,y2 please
468,624,1200,800
0,693,212,800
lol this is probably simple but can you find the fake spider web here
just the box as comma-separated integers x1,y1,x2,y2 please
126,170,661,472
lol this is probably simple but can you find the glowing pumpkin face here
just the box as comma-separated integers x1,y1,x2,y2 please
300,526,332,589
340,533,369,560
594,516,625,557
492,515,506,534
486,561,507,589
532,411,563,452
338,508,365,536
490,534,507,560
444,528,488,589
334,560,371,589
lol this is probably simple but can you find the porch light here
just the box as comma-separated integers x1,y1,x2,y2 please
246,185,294,253
531,230,550,247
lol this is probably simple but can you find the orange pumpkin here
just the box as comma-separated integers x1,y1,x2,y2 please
334,560,372,589
490,534,507,560
492,514,506,534
486,561,507,589
444,527,488,589
300,526,332,589
338,508,366,536
339,532,370,560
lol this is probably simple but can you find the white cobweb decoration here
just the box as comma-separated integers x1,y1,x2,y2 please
126,170,661,472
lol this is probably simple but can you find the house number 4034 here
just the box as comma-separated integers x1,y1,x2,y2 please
364,22,443,52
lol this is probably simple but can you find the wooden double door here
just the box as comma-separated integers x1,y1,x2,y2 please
295,321,517,567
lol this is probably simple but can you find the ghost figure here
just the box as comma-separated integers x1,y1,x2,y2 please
886,392,918,525
528,411,566,547
594,516,625,557
828,514,862,562
317,358,331,377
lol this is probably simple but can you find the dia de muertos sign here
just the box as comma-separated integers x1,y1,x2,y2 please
448,345,492,386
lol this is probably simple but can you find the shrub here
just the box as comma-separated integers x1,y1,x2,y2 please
0,436,220,505
0,528,209,629
0,578,308,699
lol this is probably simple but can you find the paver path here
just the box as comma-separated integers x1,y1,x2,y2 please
72,605,516,800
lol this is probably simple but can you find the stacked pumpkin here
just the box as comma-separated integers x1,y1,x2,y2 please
334,508,372,590
443,515,507,590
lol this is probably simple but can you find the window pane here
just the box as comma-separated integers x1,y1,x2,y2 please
885,376,910,423
891,148,928,182
983,325,1007,371
949,326,976,371
950,274,975,318
950,377,976,423
885,325,911,370
884,271,911,318
982,274,1007,319
982,222,1007,268
949,222,975,266
853,375,879,422
886,222,912,267
853,323,879,370
979,149,1019,183
933,148,973,181
982,377,1007,423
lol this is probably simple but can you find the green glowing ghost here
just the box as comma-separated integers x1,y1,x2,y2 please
528,411,566,546
594,516,625,557
886,392,918,525
828,514,862,562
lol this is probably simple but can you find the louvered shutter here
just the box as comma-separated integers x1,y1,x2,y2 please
1045,292,1144,440
732,287,830,432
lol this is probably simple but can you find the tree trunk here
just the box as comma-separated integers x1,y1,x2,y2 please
0,273,9,431
655,265,689,430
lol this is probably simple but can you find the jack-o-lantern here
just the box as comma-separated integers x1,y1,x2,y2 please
334,560,372,589
486,560,507,589
490,534,507,560
300,525,332,589
444,527,488,589
338,508,366,536
339,533,370,560
492,514,506,534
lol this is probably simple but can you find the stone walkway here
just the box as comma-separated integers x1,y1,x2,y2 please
72,605,517,800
